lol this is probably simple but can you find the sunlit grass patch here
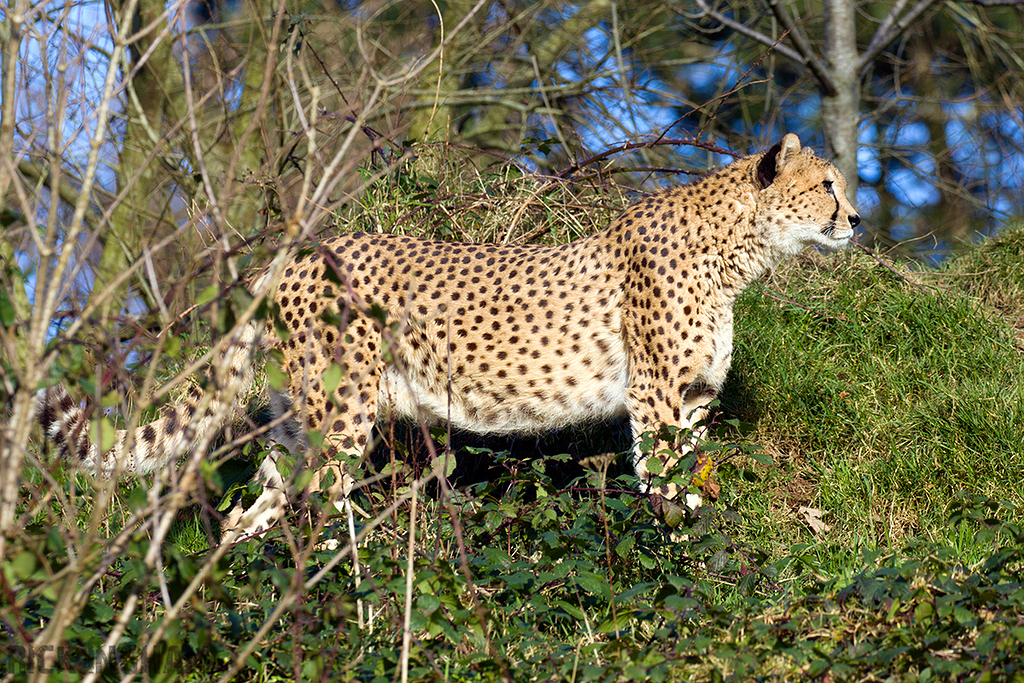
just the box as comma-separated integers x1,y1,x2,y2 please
721,245,1024,569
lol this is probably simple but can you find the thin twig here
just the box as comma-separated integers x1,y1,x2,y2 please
693,0,805,65
556,137,734,179
853,240,935,293
399,479,418,683
765,0,838,94
761,291,852,324
858,0,945,74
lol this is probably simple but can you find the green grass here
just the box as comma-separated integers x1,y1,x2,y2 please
717,241,1024,566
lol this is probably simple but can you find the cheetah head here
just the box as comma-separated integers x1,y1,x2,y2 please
755,133,860,257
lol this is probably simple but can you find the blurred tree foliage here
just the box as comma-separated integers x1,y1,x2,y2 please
691,0,1024,253
3,0,1023,329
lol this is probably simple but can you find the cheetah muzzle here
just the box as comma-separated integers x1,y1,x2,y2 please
37,133,860,541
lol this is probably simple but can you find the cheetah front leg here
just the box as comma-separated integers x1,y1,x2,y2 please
627,360,723,516
628,407,709,513
673,339,735,510
668,382,721,508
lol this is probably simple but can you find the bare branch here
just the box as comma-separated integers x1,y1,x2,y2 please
693,0,806,66
693,0,838,94
556,136,734,179
869,0,912,54
16,159,103,232
858,0,946,73
765,0,839,95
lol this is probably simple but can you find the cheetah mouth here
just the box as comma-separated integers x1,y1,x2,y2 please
821,220,854,243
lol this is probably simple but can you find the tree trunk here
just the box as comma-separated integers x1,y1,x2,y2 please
96,0,186,320
820,0,860,199
0,0,32,361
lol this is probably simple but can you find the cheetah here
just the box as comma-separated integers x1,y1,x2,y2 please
37,133,859,539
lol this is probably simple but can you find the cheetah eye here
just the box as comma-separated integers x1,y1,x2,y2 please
822,180,835,196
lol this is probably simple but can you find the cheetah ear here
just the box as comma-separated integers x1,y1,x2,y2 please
755,133,803,189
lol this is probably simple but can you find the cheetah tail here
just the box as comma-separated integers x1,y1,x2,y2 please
36,384,103,473
35,321,263,478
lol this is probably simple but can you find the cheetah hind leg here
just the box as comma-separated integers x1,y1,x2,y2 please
219,399,368,546
220,452,288,544
219,447,358,546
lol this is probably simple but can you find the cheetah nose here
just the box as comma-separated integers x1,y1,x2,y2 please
849,214,861,229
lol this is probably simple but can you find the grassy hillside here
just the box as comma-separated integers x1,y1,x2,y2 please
6,153,1024,681
722,233,1024,566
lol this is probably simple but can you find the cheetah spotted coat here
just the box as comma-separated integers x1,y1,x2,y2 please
38,134,860,538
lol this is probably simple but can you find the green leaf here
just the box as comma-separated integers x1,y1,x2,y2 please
417,594,441,615
196,285,218,306
378,461,405,477
576,570,610,599
7,550,38,581
91,416,117,453
744,447,773,466
431,451,457,480
953,606,975,625
0,288,16,326
322,364,342,395
100,389,121,408
295,468,314,492
127,486,148,510
914,601,934,624
552,599,586,620
597,609,633,633
90,598,115,623
218,481,248,512
659,498,685,528
707,549,729,573
886,597,902,621
164,334,183,359
231,286,254,313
